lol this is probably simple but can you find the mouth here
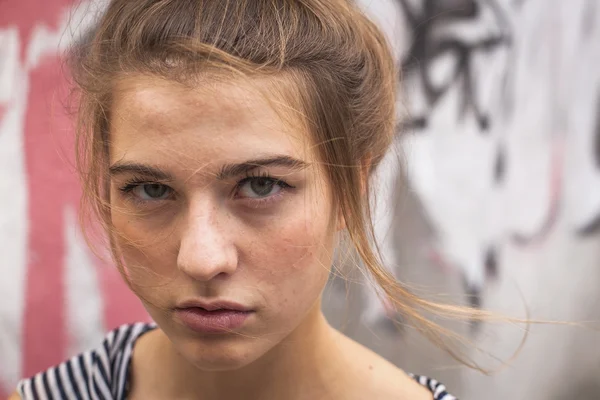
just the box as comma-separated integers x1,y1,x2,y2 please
176,299,252,312
174,300,254,334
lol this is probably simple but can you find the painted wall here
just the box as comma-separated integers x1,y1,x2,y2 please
1,0,600,398
0,2,148,398
356,0,600,398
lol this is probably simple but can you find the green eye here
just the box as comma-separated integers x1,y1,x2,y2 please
247,178,278,197
237,177,290,199
139,184,170,199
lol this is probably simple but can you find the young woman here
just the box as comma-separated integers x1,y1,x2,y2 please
11,0,459,398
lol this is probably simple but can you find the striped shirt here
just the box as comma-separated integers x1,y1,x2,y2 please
17,323,457,400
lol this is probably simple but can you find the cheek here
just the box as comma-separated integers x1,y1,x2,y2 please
110,203,179,280
110,215,181,308
245,209,335,308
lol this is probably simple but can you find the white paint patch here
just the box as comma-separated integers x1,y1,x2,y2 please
64,207,105,356
0,28,28,390
561,0,600,230
27,0,109,70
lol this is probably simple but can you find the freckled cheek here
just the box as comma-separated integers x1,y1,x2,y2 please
248,218,334,309
110,208,179,277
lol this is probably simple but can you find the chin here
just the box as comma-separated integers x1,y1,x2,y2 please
178,335,267,371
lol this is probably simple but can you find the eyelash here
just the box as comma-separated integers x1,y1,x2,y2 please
117,172,294,207
118,176,170,207
234,171,294,207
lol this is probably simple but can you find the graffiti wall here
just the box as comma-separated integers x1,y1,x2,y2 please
0,2,147,398
355,0,600,398
1,0,600,398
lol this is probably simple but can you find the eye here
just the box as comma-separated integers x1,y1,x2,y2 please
236,177,288,199
128,183,173,201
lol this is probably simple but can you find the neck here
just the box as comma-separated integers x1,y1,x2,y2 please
148,305,348,400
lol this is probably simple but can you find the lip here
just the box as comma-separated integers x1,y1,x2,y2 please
176,299,253,312
174,299,254,334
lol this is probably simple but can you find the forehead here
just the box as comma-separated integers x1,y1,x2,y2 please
109,74,312,166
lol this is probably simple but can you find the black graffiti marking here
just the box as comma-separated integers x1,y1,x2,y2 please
575,93,600,237
493,144,506,184
583,0,596,38
484,246,498,280
377,313,406,335
461,272,482,308
397,0,512,133
577,213,600,237
461,247,499,331
460,247,497,312
461,275,483,332
594,93,600,170
398,116,428,132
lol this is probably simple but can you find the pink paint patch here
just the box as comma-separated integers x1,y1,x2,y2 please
511,136,565,248
2,0,77,379
22,53,148,377
22,54,75,377
2,0,148,387
0,0,73,61
99,263,150,331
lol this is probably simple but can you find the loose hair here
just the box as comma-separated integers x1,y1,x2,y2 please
69,0,517,372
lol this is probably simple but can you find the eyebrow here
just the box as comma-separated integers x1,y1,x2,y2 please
109,163,173,180
108,156,308,181
217,156,308,179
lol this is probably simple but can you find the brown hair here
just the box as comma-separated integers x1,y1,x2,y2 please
70,0,511,371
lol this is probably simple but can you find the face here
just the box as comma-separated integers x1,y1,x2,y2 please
108,75,337,370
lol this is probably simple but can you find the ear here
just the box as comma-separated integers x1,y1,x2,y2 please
335,156,372,232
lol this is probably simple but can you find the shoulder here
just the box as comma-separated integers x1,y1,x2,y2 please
331,330,457,399
330,331,443,399
15,322,155,400
360,364,458,400
359,358,435,400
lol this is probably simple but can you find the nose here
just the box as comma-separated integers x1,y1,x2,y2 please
176,203,238,282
